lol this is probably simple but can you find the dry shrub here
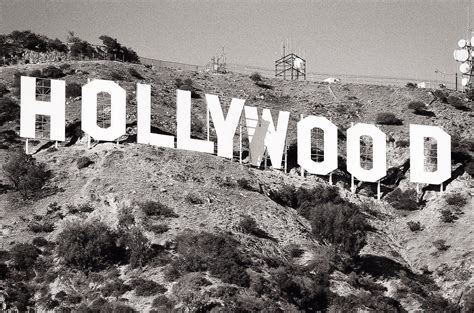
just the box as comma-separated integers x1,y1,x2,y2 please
174,231,250,286
139,201,178,217
375,112,403,125
2,150,51,199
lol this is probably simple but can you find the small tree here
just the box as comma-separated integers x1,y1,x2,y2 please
2,150,50,199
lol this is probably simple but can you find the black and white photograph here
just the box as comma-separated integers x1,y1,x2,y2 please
0,0,473,312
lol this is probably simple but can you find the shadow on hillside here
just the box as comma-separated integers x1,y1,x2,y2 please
355,255,409,278
0,130,21,149
421,164,465,196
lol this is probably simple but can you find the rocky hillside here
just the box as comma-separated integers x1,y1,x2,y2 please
0,60,472,312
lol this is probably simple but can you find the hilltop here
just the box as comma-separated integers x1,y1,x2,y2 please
0,60,472,312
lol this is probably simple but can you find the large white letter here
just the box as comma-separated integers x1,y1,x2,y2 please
347,123,386,182
137,84,174,148
297,116,338,175
206,94,244,158
20,76,65,141
176,90,213,153
82,80,126,141
244,107,289,169
410,125,451,184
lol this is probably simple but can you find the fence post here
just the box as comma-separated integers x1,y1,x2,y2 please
206,103,210,141
239,120,242,164
300,114,304,177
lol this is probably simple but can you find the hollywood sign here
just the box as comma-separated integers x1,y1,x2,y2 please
20,77,451,185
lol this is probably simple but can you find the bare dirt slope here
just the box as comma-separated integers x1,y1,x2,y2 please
0,61,472,312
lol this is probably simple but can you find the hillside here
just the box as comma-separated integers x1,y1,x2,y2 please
0,60,472,312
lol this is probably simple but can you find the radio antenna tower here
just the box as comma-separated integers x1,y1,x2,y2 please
454,1,474,90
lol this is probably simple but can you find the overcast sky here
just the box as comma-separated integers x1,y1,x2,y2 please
0,0,472,80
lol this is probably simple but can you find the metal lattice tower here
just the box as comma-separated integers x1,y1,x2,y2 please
35,78,51,139
311,127,325,162
360,136,373,170
97,92,111,128
424,138,438,172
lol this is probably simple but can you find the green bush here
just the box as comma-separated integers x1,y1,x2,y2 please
385,188,419,210
271,263,330,311
67,31,96,58
99,35,140,63
238,215,274,241
100,279,131,298
407,101,425,112
407,221,422,232
148,223,169,234
396,140,409,148
118,207,135,228
121,227,151,268
310,202,368,257
249,72,262,82
110,71,124,81
0,96,19,125
433,239,449,251
185,192,205,204
466,161,474,177
433,89,448,103
0,82,9,97
236,178,257,191
152,295,175,310
66,82,82,98
129,278,167,296
28,221,54,233
76,156,93,169
2,150,50,199
175,78,200,98
86,300,137,312
288,244,305,258
10,243,39,270
375,112,403,125
174,231,250,286
29,69,42,77
140,201,178,217
41,65,65,79
444,193,467,206
255,81,274,90
439,209,458,223
447,95,467,110
128,68,144,80
269,184,366,256
56,221,125,270
32,237,49,247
